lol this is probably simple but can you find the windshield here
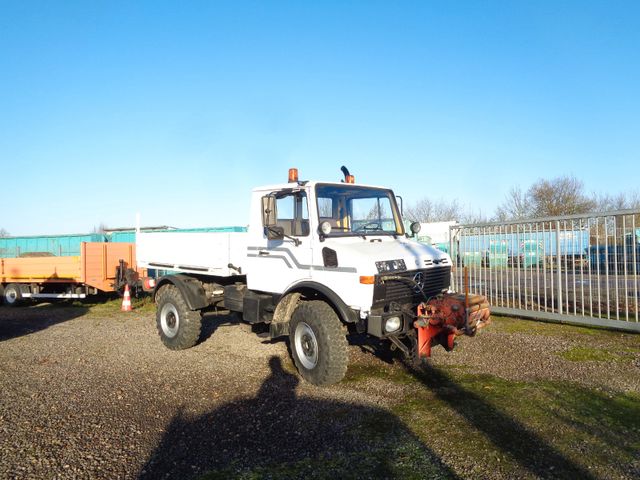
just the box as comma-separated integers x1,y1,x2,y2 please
315,184,404,236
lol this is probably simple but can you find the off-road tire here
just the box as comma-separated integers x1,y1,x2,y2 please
289,300,348,386
155,284,202,350
3,283,22,306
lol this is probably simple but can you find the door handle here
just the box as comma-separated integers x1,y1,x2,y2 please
258,250,270,256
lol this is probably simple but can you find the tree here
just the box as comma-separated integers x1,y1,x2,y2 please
0,228,9,237
592,191,640,212
495,175,595,220
404,198,463,223
460,209,489,225
404,198,487,225
529,176,595,217
494,186,532,221
92,223,108,234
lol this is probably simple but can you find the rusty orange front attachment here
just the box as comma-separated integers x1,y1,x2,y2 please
414,293,491,359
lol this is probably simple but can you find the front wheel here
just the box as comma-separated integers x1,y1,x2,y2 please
155,285,202,350
289,300,348,386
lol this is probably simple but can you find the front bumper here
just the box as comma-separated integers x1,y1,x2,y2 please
366,266,451,338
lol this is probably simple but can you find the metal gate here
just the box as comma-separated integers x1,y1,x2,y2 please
449,210,640,332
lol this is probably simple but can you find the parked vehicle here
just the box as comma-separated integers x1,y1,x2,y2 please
1,242,139,305
507,239,544,268
453,229,590,269
483,240,509,267
137,168,491,385
589,243,640,272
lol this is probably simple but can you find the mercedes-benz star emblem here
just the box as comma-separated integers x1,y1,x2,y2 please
412,272,425,294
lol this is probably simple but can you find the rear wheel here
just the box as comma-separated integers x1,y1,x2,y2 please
155,285,202,350
289,300,348,386
3,283,22,306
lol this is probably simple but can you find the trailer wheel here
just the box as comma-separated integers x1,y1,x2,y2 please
289,300,348,386
3,283,23,306
155,285,202,350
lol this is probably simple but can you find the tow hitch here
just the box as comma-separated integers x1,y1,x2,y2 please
414,292,491,359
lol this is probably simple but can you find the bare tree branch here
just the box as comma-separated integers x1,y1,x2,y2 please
92,223,108,234
408,177,640,226
529,176,595,217
494,175,595,220
460,209,489,224
592,190,640,212
405,198,462,223
494,186,532,221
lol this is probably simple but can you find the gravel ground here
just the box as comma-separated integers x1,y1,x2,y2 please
0,302,638,479
430,322,640,392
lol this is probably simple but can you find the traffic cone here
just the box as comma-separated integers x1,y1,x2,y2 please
121,284,132,312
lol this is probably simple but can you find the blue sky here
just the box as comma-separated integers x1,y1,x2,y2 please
1,1,638,235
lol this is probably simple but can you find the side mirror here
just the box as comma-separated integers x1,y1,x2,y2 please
261,195,277,226
266,225,284,241
409,222,421,237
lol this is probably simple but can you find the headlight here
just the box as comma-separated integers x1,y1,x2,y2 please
320,221,332,235
384,316,402,333
375,259,406,273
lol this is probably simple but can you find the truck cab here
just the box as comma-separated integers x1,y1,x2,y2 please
244,173,452,337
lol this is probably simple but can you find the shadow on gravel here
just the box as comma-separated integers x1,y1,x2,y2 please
349,333,395,364
198,310,241,345
139,356,459,480
0,305,88,342
407,364,598,480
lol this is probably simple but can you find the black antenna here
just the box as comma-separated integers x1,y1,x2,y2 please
340,166,350,182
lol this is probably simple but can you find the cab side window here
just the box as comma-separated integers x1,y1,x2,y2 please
272,192,309,237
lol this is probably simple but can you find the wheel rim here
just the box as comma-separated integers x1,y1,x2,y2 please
5,287,18,304
160,303,180,338
294,321,319,370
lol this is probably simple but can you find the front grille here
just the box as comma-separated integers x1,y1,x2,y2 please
425,258,449,267
372,266,451,307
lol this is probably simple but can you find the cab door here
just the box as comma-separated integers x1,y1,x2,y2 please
246,189,313,293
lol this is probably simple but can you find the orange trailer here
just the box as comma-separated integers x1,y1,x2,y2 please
0,243,139,305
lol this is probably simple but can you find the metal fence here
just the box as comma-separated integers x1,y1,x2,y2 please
449,210,640,332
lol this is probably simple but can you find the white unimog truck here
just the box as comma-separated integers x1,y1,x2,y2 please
137,168,490,385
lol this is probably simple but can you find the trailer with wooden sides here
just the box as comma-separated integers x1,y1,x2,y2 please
0,242,139,305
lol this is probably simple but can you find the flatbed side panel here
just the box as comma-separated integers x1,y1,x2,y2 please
0,256,82,283
137,232,248,276
0,233,106,258
82,242,137,291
